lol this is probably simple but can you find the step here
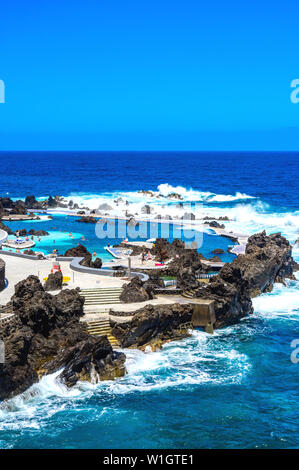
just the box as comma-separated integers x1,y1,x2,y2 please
82,293,122,298
84,301,121,304
82,295,121,300
81,289,123,294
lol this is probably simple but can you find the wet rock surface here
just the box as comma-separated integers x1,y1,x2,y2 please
0,276,126,401
111,303,193,349
194,231,295,327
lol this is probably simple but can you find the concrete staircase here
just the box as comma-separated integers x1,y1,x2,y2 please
85,318,119,347
80,287,123,306
181,289,196,299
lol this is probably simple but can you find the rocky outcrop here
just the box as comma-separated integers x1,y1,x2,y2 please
64,244,91,258
42,336,126,387
204,221,225,229
10,201,27,215
92,257,103,269
14,229,49,237
63,245,102,269
212,248,225,254
111,303,193,349
0,276,126,401
194,231,295,327
0,220,13,235
44,271,63,291
24,195,45,210
151,238,185,262
76,216,97,223
120,277,153,303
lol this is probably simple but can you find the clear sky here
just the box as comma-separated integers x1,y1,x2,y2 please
0,0,299,150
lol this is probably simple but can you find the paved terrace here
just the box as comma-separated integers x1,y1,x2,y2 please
0,254,125,305
84,294,211,322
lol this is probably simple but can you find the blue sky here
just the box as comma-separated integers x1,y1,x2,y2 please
0,0,299,150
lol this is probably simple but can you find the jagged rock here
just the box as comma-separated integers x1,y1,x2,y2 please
44,271,63,291
24,195,41,209
64,244,91,258
111,303,193,348
0,197,14,208
0,275,126,400
167,192,183,200
23,249,36,255
43,336,126,387
143,274,165,292
194,231,295,327
76,216,97,223
120,277,152,303
204,220,225,229
92,257,103,269
28,229,49,236
14,229,49,237
47,196,57,208
10,201,27,215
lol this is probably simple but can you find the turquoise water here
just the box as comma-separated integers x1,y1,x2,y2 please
2,215,236,263
0,152,298,448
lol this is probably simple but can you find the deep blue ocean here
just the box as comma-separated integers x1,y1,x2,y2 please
0,151,298,449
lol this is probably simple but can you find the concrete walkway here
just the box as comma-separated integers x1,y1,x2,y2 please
0,254,125,305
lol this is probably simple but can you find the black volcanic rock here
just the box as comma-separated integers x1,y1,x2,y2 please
120,277,152,303
193,231,296,327
204,220,225,229
64,244,91,258
76,216,97,223
44,336,126,387
0,276,126,400
92,257,103,269
111,303,193,349
47,196,57,208
0,197,14,209
44,271,63,291
10,201,27,215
